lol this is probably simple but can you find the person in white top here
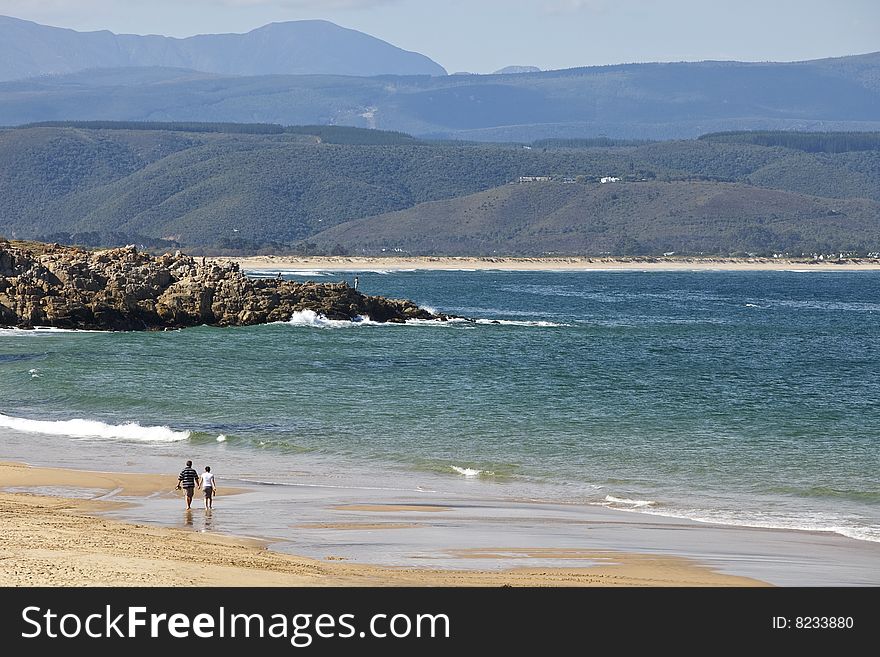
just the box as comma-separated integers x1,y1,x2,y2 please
199,466,217,509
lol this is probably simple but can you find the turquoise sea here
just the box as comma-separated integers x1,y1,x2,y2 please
2,269,879,545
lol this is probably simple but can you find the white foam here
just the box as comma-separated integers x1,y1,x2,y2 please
634,506,880,543
590,495,880,544
283,310,569,329
0,413,190,442
28,368,41,378
216,434,227,442
481,319,568,327
0,326,104,334
404,317,570,328
402,318,456,327
451,466,482,477
447,318,569,327
600,495,657,508
286,309,379,329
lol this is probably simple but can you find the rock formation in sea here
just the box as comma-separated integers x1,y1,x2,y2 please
0,240,444,330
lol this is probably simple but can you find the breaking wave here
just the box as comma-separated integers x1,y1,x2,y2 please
284,310,568,329
0,413,191,442
286,310,380,328
0,326,104,334
598,495,657,508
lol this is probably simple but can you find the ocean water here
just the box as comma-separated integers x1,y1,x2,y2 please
2,270,879,545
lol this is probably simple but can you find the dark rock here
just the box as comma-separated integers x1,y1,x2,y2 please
0,241,446,331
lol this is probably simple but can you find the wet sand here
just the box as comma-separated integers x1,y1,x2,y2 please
332,504,452,513
296,522,423,530
0,462,762,587
0,460,246,498
4,461,880,586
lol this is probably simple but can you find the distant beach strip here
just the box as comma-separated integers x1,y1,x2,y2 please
221,255,880,272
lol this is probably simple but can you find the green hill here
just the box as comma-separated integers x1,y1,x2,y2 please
0,124,878,255
311,180,880,256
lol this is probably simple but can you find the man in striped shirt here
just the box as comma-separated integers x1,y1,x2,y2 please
176,460,200,509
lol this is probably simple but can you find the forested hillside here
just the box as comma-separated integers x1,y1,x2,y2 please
1,124,878,255
311,181,880,256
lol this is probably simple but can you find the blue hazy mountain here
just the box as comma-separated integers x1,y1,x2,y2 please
1,51,877,140
0,15,446,81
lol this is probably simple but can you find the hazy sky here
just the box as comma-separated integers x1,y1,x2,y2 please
1,0,877,73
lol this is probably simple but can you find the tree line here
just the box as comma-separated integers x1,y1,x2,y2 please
699,131,880,153
19,121,422,145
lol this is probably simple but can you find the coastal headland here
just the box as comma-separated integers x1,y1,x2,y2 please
0,240,442,330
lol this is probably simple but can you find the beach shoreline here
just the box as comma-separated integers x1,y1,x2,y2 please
213,255,880,272
0,461,765,587
4,459,880,587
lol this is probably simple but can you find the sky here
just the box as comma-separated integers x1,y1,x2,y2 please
1,0,878,74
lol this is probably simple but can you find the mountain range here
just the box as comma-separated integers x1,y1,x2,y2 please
0,15,446,80
0,17,878,141
1,54,877,142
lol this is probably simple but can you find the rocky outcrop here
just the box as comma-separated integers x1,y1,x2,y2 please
0,240,445,330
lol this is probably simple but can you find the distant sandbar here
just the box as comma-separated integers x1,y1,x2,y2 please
216,255,880,272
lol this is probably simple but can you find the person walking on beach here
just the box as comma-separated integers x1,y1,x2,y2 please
200,466,217,510
176,460,200,510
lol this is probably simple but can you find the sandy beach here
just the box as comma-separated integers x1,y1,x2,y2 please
0,461,763,587
214,255,880,272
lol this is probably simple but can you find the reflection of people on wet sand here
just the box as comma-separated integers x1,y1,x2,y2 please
176,460,200,509
200,466,216,510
